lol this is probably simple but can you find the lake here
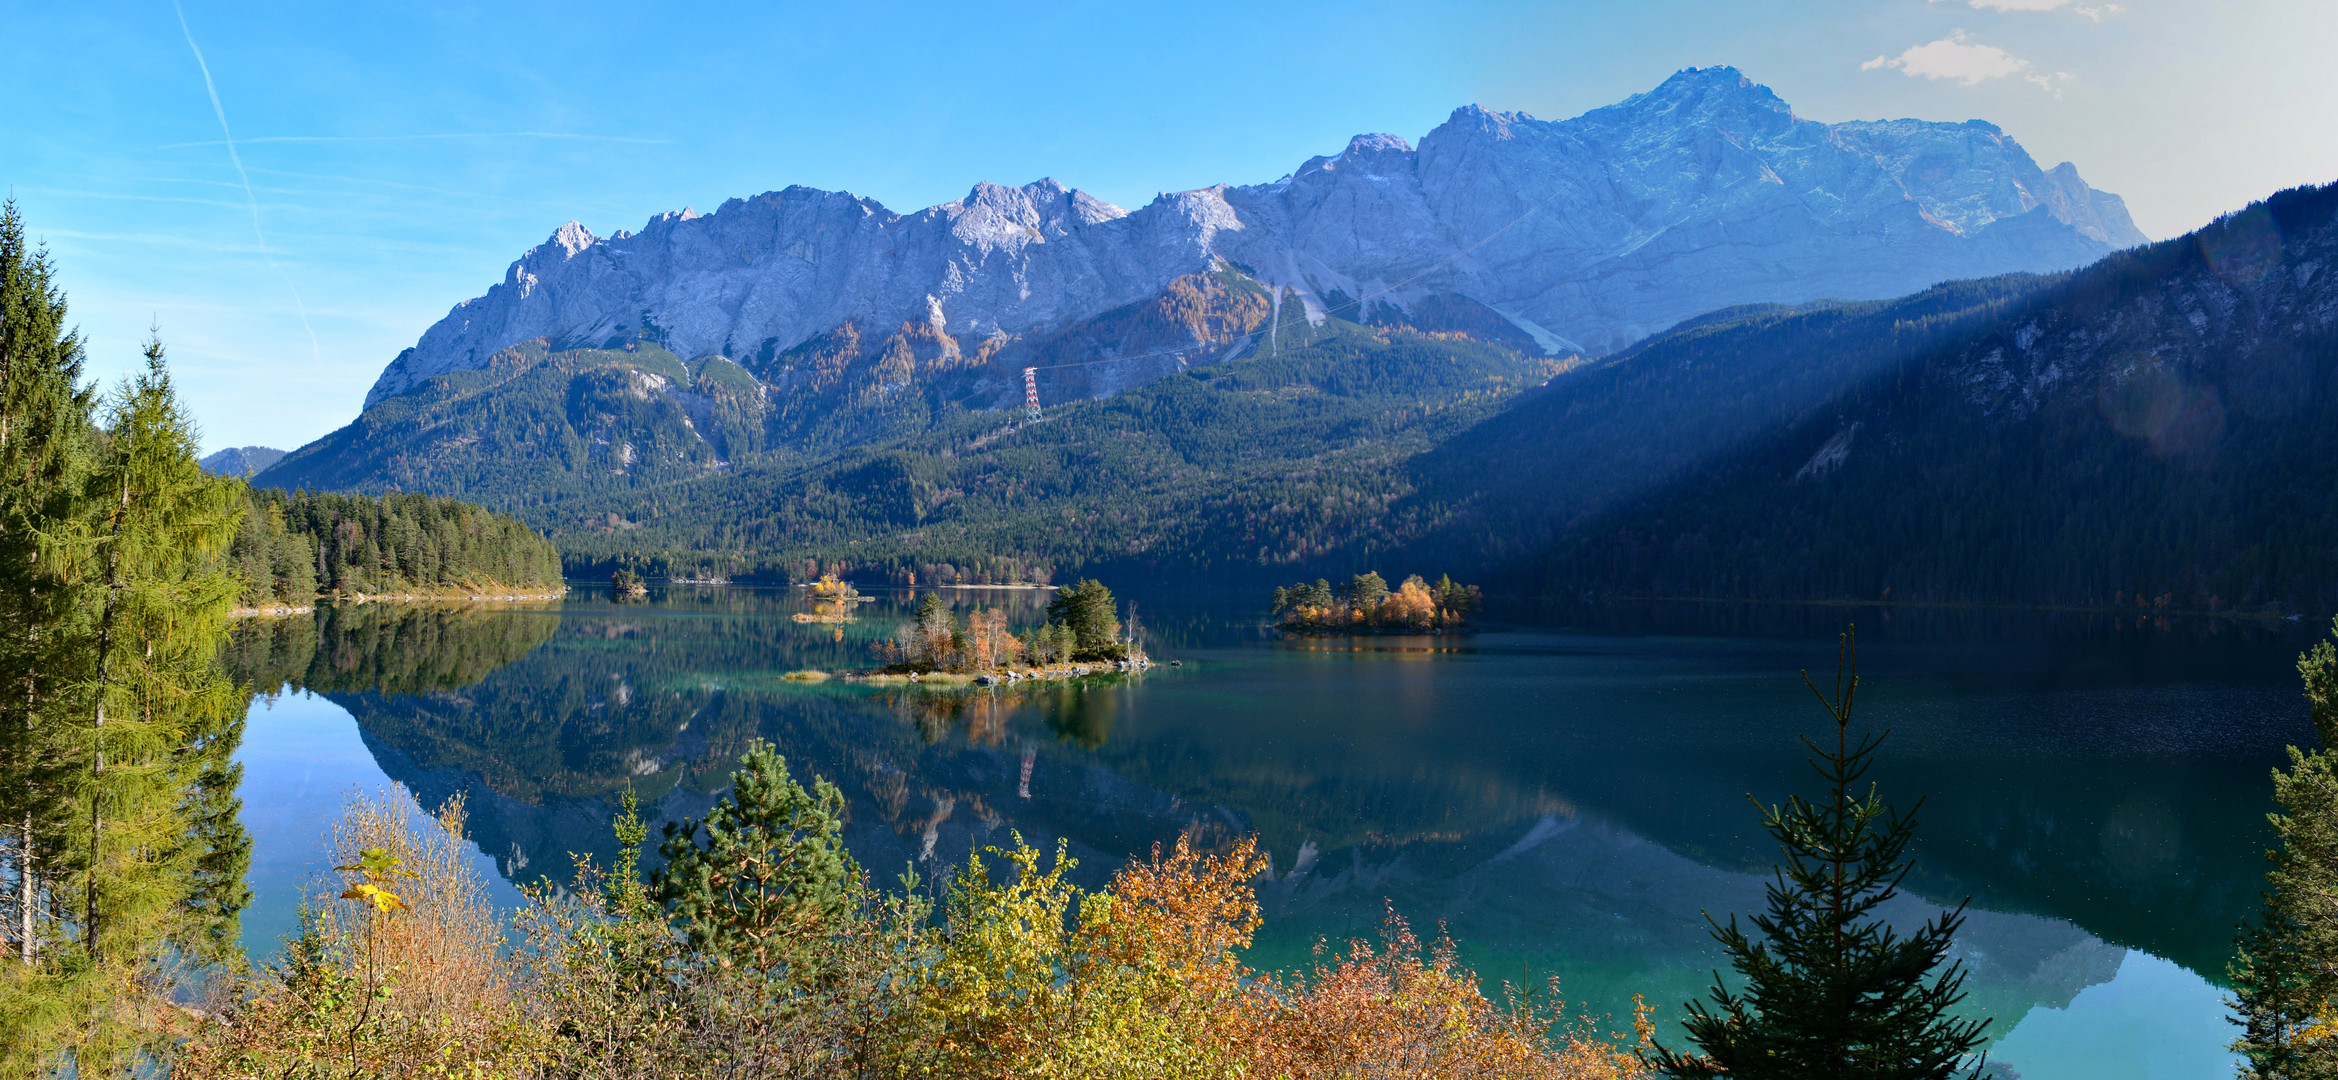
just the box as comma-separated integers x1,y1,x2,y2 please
225,585,2318,1079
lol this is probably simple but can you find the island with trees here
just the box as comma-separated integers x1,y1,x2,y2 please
854,578,1148,684
1269,571,1481,633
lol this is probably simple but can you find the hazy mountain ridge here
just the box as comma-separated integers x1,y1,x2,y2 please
362,66,2141,411
199,445,285,476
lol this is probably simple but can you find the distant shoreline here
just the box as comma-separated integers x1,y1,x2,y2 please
227,589,567,619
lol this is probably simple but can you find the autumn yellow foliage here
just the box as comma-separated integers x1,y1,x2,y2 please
180,794,1647,1080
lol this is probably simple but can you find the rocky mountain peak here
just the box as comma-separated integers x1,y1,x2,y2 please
1342,133,1415,158
1434,105,1533,141
943,179,1126,248
1292,133,1419,183
543,221,598,258
1602,65,1795,134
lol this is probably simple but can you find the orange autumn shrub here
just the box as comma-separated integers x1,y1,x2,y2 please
1250,906,1650,1080
178,792,546,1080
1070,835,1276,1076
1375,576,1441,630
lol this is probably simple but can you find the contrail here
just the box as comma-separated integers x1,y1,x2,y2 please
172,0,319,359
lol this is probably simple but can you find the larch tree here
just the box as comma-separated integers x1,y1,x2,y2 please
48,339,246,1071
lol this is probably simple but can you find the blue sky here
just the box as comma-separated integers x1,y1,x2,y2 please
5,0,2334,453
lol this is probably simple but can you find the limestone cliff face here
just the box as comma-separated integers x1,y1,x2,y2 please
365,66,2143,407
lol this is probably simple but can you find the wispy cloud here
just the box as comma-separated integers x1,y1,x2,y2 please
245,167,484,200
35,229,266,254
171,0,319,359
160,132,668,150
1931,0,2124,21
1864,30,2074,92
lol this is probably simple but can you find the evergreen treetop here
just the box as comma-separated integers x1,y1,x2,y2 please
2229,620,2338,1078
1648,628,1990,1080
655,740,859,971
1045,579,1122,661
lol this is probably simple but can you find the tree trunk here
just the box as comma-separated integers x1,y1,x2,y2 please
85,487,126,961
17,813,31,962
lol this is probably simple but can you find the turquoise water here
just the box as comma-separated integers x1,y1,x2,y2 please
228,587,2315,1077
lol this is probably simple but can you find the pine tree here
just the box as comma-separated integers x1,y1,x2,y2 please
655,740,859,971
2230,621,2338,1079
1648,628,1991,1080
1046,579,1121,661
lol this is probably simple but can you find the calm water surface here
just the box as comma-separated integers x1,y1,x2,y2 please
227,586,2317,1079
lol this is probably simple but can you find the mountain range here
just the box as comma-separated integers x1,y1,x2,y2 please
250,67,2338,614
348,65,2138,421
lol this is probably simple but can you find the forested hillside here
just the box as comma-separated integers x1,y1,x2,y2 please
261,252,1594,584
1508,181,2338,614
547,316,1569,581
259,267,1286,503
1383,274,2054,575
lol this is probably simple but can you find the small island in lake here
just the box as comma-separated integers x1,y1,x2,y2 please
1270,572,1481,633
853,578,1148,684
793,573,867,622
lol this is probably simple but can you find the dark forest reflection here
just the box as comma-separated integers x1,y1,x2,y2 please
224,587,2312,1045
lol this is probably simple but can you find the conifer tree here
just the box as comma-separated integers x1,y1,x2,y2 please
1344,570,1389,612
2230,620,2338,1079
0,202,102,1075
0,207,254,1070
911,590,957,668
1046,579,1121,660
1648,628,1990,1080
57,339,248,1066
656,740,859,971
0,199,96,976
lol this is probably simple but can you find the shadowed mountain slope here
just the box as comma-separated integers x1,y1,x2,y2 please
1461,181,2338,613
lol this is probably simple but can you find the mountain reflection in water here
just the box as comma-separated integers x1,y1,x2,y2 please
227,587,2308,1073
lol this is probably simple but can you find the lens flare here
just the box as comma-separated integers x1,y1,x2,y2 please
2097,358,2224,462
2196,204,2283,285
